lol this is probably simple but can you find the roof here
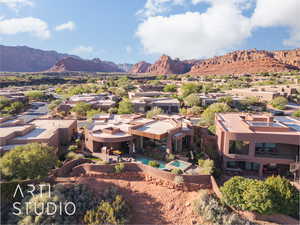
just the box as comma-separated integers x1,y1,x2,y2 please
135,120,177,135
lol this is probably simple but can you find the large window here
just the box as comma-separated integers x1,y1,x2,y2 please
227,161,259,171
229,140,249,155
255,142,299,159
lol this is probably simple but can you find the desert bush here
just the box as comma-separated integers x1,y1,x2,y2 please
198,159,214,175
171,168,183,175
68,144,78,151
84,192,131,225
165,153,175,162
148,160,160,168
65,152,84,160
174,175,184,185
114,163,125,173
221,176,299,218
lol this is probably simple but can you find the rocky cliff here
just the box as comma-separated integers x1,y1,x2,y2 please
48,57,123,72
0,45,78,72
130,61,151,73
189,49,300,75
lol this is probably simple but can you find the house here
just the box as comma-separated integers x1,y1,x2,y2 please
84,114,194,155
0,118,77,153
215,113,300,177
131,97,180,114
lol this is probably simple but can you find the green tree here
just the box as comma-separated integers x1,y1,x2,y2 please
71,102,92,117
163,84,177,92
48,99,62,111
0,143,57,180
25,91,46,101
180,83,202,97
87,109,102,119
202,103,232,126
218,96,233,105
184,93,201,107
270,96,288,110
265,176,299,217
292,109,300,117
118,99,133,114
146,107,163,118
187,106,202,116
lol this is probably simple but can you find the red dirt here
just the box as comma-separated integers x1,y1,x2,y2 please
74,175,208,225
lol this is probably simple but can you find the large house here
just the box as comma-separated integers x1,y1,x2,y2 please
0,116,77,153
84,114,194,155
215,113,300,177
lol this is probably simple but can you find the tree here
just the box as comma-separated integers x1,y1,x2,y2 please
265,176,299,218
163,84,177,92
4,101,24,114
202,103,232,126
184,94,201,107
87,109,102,119
48,99,62,111
180,83,202,97
292,109,300,117
270,96,288,110
71,102,92,117
187,106,202,116
218,96,233,106
0,143,57,180
146,107,163,118
25,91,46,101
118,99,133,114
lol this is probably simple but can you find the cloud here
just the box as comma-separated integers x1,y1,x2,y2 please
125,45,132,54
136,0,252,59
137,0,186,17
0,17,50,39
70,46,94,57
0,0,34,11
251,0,300,46
136,0,300,59
55,21,76,31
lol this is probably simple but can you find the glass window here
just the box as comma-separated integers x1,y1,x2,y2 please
229,140,250,155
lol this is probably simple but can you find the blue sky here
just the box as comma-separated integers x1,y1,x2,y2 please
0,0,299,63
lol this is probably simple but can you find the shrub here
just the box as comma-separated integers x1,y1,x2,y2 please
174,175,184,185
184,93,201,107
221,176,299,218
165,153,175,162
65,152,84,160
198,159,214,175
270,96,288,110
171,168,183,175
202,103,232,126
83,194,131,225
114,163,125,174
146,106,163,118
0,143,57,180
148,160,160,168
68,145,78,151
292,109,300,117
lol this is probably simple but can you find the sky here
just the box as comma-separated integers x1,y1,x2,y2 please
0,0,299,64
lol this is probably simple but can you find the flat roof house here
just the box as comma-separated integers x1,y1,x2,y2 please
85,114,194,155
215,113,300,177
0,118,77,153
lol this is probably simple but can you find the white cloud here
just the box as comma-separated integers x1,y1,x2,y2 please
251,0,300,47
137,0,186,17
55,21,76,31
125,45,132,54
136,0,300,59
0,17,50,39
70,46,94,57
0,0,34,10
136,0,252,59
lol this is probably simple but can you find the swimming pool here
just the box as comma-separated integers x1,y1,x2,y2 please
166,160,192,171
136,156,166,169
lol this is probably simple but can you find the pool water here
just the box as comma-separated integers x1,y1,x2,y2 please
169,160,191,170
136,156,166,169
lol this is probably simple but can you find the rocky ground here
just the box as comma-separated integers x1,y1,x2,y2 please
74,175,208,225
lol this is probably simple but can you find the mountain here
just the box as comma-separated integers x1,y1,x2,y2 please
130,61,151,73
117,63,133,72
48,57,123,72
189,49,300,75
0,45,79,72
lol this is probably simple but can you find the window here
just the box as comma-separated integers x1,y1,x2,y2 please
229,140,249,155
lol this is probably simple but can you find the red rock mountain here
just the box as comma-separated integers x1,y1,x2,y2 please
130,61,151,73
189,49,300,75
48,57,123,72
0,45,79,72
